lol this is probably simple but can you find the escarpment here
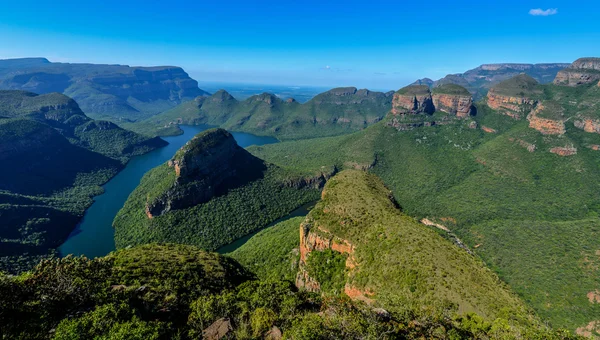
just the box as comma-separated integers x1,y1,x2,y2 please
145,128,266,218
388,84,474,130
526,101,566,135
553,58,600,86
431,84,474,117
391,85,434,115
293,170,531,320
485,74,540,119
0,58,208,120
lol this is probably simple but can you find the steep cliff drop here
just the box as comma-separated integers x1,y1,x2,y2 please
145,128,266,218
295,170,532,322
387,84,474,130
553,58,600,86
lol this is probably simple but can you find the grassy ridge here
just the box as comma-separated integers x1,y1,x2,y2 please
128,87,393,140
114,165,320,251
229,216,303,282
249,96,600,331
2,243,572,339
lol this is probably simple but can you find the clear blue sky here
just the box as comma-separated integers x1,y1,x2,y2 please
0,0,599,90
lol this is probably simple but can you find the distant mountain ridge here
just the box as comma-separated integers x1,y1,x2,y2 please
413,62,570,100
0,58,209,121
134,86,394,140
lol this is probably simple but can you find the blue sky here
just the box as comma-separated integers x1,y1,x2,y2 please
0,0,599,90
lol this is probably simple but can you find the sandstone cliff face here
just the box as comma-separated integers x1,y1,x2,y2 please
295,219,371,301
432,93,473,117
574,118,600,134
391,85,434,115
486,89,536,119
145,129,266,218
526,103,566,135
553,58,600,86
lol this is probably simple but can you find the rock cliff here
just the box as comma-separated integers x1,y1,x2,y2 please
431,84,474,117
526,102,566,135
486,74,540,119
145,128,266,218
553,58,600,86
0,58,208,121
292,170,532,321
391,85,434,115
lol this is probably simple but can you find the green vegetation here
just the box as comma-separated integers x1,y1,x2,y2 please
0,243,577,339
432,83,472,96
306,170,533,321
229,217,303,282
0,58,207,121
0,90,166,274
395,84,430,96
129,87,393,140
114,164,319,252
247,76,600,332
490,74,542,97
306,249,347,294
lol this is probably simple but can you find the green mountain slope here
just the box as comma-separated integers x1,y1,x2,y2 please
114,128,321,252
129,87,394,140
0,58,209,121
247,66,600,332
0,90,166,274
0,243,575,338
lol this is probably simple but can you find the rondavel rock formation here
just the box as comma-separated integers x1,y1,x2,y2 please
145,128,266,218
387,84,474,130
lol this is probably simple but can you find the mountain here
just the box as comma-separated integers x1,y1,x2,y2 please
413,63,570,100
0,90,166,274
113,128,322,252
247,58,600,334
0,58,209,121
554,57,600,86
130,87,394,140
1,243,572,339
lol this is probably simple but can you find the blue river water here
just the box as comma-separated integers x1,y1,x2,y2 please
59,125,278,258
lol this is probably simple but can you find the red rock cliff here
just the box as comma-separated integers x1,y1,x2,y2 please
432,93,473,118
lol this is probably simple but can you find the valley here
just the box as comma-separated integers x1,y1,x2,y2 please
1,55,599,338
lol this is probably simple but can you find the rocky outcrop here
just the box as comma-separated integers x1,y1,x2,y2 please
145,129,266,217
550,146,577,156
431,93,473,117
391,85,434,115
574,118,600,134
481,126,497,133
296,220,357,293
486,90,536,119
282,166,338,190
527,102,565,135
553,58,600,86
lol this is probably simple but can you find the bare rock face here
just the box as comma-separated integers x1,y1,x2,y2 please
550,146,577,156
430,84,474,117
486,90,536,119
391,85,434,115
431,94,472,117
526,102,566,135
574,118,600,134
145,128,266,218
554,58,600,86
202,318,233,340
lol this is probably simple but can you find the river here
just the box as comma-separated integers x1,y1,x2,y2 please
59,125,278,258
